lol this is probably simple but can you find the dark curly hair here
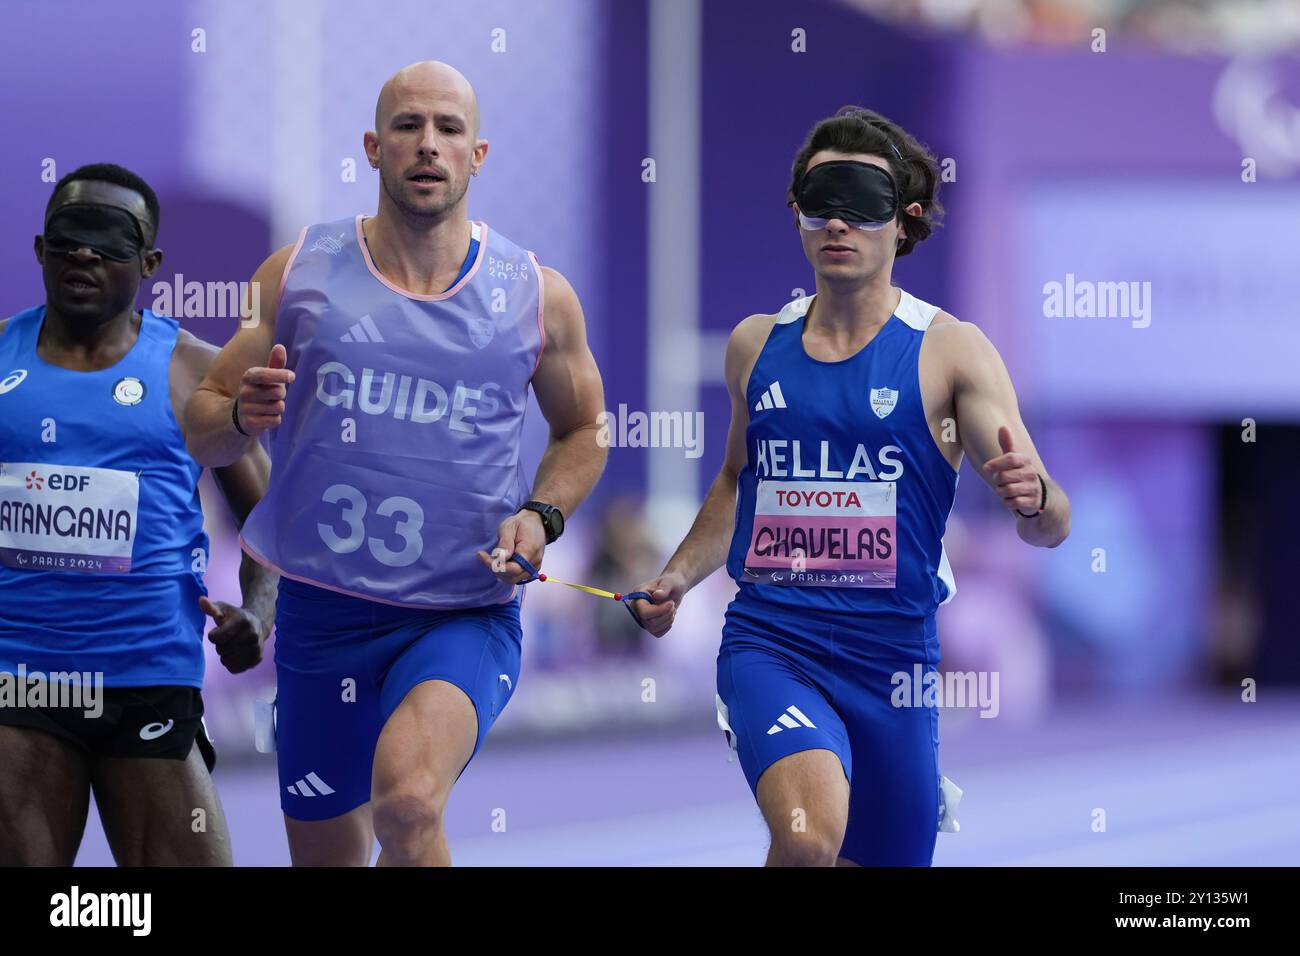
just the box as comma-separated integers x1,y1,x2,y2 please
787,106,943,257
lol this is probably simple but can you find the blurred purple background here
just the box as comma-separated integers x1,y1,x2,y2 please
3,0,1298,865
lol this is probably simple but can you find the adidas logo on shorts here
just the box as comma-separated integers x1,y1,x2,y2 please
286,771,335,797
766,704,816,735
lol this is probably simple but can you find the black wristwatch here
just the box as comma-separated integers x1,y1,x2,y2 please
521,501,565,543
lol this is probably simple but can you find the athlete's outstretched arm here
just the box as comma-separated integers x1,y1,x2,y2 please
630,315,767,637
185,245,297,467
476,265,607,583
173,331,278,673
942,322,1070,548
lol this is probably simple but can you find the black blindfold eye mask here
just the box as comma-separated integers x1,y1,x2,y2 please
43,203,147,263
794,160,900,230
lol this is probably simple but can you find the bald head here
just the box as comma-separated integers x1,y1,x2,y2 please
374,60,479,136
366,60,487,222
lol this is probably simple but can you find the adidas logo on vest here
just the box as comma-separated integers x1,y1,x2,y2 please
754,380,788,412
766,704,816,735
340,313,385,343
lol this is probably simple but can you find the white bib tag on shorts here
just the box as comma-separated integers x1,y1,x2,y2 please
938,775,963,833
254,696,278,754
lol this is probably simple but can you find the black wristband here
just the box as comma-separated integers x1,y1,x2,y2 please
1016,474,1047,518
232,397,250,437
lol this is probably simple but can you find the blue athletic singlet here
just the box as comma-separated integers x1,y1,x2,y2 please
725,289,959,618
716,288,962,866
0,307,209,687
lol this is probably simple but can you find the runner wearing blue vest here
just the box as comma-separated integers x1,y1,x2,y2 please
0,164,278,865
631,108,1072,866
187,61,608,866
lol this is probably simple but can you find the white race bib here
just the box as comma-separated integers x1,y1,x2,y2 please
0,462,139,573
744,479,897,588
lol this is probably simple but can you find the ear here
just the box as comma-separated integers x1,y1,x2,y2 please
141,247,164,278
363,130,380,169
33,234,44,264
897,201,923,244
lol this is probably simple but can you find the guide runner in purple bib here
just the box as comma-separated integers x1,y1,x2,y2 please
186,61,609,866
